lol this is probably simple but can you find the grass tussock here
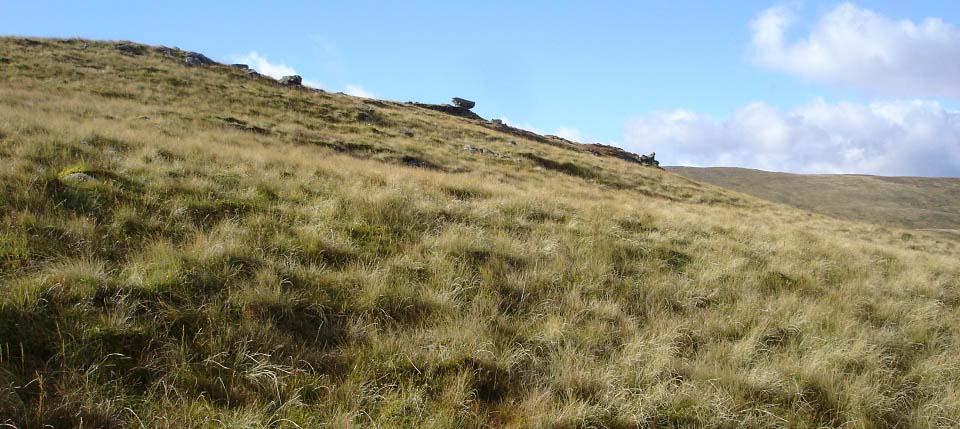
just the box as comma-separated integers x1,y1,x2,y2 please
1,37,960,427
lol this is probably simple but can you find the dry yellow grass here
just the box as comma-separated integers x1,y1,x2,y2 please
1,37,960,428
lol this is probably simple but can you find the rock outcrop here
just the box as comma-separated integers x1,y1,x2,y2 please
408,102,485,121
184,52,215,67
230,63,260,76
638,152,659,167
585,144,660,167
156,46,179,58
116,43,145,56
279,75,303,87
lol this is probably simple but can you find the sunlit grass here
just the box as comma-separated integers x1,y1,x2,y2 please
1,37,959,428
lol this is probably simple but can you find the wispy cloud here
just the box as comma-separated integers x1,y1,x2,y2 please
750,3,960,97
344,84,375,99
553,127,585,142
499,117,542,134
623,99,960,177
232,52,297,79
231,51,325,89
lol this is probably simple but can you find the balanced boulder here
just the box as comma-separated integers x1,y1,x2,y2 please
452,97,475,109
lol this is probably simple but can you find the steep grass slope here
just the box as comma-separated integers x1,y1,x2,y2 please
2,38,960,428
668,167,960,234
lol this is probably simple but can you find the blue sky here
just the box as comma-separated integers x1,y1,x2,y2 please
3,1,960,176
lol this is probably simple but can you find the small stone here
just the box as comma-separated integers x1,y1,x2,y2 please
60,172,97,183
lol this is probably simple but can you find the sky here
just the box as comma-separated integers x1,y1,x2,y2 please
2,1,960,176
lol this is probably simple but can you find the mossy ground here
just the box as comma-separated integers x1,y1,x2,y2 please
1,37,960,428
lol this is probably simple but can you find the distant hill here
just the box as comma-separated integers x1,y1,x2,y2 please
668,166,960,233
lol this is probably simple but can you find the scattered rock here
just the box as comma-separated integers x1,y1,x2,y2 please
477,120,578,151
279,75,303,86
452,97,476,109
184,52,215,67
463,145,507,159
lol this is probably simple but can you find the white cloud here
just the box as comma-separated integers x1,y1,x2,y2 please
623,99,960,177
750,3,960,97
553,127,585,142
344,84,375,99
499,117,543,134
232,52,297,79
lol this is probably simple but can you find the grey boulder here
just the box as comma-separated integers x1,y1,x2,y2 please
184,52,215,67
279,75,303,86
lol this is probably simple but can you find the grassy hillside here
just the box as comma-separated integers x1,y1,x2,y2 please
668,167,960,234
2,37,960,428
